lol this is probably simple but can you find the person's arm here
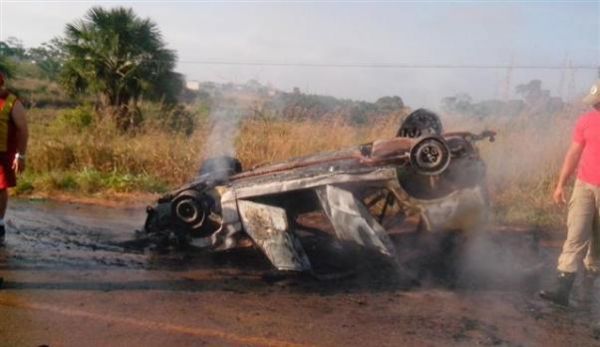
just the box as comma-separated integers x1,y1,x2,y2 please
553,141,584,204
10,101,28,174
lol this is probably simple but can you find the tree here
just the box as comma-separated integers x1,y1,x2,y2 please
61,7,182,129
515,79,563,113
0,37,26,60
0,38,24,78
441,93,474,114
515,79,549,105
27,38,66,81
374,96,404,113
0,56,15,78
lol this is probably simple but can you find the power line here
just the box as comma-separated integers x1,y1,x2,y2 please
177,60,599,70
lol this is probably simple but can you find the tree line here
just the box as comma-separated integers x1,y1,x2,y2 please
441,79,568,118
2,5,560,131
1,7,183,131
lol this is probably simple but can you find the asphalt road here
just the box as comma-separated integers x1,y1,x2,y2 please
0,200,599,347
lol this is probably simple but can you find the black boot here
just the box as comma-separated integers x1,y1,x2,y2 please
539,272,576,306
580,269,598,304
0,225,5,246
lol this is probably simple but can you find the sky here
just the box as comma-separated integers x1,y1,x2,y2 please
0,0,599,108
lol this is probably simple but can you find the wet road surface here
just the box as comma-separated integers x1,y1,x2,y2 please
1,200,599,346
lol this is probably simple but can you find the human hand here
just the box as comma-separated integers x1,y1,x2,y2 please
553,185,567,205
11,156,25,175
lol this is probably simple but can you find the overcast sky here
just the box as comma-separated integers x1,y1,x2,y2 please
1,1,599,108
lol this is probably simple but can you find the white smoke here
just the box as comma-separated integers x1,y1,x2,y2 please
203,106,243,160
198,101,246,180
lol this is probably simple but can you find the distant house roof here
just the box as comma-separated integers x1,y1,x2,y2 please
185,80,200,91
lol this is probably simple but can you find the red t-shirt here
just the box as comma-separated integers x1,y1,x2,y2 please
573,110,600,186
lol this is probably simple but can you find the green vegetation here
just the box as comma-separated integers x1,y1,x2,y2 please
442,80,565,118
23,103,205,195
0,55,15,78
263,89,405,124
61,7,182,130
16,169,166,195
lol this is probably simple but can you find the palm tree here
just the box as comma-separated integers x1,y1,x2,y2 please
61,7,182,129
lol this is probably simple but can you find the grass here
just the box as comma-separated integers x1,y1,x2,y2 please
24,103,405,190
16,169,167,195
445,108,584,228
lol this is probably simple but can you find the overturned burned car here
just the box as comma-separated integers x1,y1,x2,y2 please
142,109,495,273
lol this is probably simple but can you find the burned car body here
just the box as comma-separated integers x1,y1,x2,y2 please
142,110,495,273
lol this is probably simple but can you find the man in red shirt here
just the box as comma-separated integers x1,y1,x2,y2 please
540,81,600,306
0,70,28,288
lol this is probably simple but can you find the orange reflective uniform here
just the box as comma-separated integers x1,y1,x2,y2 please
0,92,18,189
0,93,17,152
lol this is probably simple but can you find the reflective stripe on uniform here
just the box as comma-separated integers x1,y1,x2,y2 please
0,94,16,152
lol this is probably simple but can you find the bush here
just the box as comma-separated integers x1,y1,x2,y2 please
75,168,103,193
14,174,34,195
140,103,199,136
34,171,78,191
54,105,94,131
13,169,168,196
103,172,166,193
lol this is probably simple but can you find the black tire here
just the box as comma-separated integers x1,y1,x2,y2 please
171,189,207,231
397,108,443,138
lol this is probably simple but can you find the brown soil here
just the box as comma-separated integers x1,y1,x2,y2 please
1,200,599,347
